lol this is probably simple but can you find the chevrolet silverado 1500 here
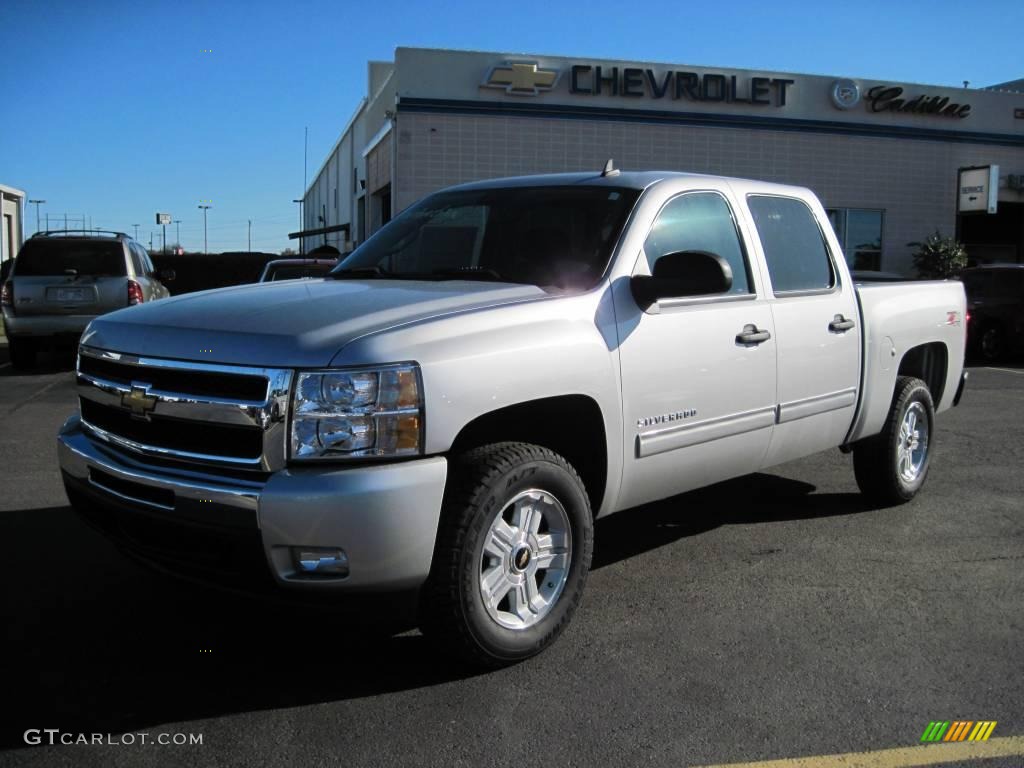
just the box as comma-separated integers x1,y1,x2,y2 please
58,169,967,665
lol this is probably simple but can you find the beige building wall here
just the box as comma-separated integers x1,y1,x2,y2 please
396,111,1024,274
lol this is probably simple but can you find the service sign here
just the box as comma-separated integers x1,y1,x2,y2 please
958,166,999,214
156,212,172,225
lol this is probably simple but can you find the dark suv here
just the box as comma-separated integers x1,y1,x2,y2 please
1,230,172,368
960,264,1024,361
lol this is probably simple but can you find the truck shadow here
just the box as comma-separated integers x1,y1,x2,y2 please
1,474,871,749
593,472,871,570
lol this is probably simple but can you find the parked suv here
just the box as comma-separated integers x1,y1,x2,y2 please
960,264,1024,361
1,230,172,368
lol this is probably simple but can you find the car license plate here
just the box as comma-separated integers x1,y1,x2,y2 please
56,288,85,301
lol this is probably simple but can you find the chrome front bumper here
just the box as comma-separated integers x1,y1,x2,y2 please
58,415,448,592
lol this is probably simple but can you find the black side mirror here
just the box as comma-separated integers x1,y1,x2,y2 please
630,250,733,309
159,268,176,282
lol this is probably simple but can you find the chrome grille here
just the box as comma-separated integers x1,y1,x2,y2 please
76,346,293,471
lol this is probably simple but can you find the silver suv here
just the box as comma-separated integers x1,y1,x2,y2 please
1,230,172,368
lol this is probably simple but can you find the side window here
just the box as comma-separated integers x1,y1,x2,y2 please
960,271,990,299
643,192,752,295
748,195,835,293
128,243,146,276
140,248,156,277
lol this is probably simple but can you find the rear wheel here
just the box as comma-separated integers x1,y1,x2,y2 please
8,337,36,369
853,376,934,505
421,442,593,667
979,324,1006,362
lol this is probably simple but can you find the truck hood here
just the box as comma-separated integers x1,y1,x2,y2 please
81,279,548,367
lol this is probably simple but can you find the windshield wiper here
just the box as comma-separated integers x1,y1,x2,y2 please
328,266,392,279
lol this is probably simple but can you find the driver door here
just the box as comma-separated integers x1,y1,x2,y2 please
613,186,777,511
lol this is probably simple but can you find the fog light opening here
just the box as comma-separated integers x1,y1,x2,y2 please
292,547,349,578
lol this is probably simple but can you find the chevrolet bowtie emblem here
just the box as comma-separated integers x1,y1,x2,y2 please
122,382,157,420
482,61,560,96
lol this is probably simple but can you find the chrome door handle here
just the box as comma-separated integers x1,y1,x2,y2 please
736,324,771,345
829,314,856,333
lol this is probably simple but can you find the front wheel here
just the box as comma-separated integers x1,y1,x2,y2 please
853,376,934,505
421,442,593,667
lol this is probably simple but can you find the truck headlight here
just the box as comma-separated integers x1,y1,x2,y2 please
290,364,423,460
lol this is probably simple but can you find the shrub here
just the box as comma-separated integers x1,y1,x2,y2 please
908,231,967,279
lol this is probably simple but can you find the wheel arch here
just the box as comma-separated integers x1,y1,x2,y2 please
447,395,609,516
897,341,948,404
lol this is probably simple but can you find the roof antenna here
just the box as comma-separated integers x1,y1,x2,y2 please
601,158,620,178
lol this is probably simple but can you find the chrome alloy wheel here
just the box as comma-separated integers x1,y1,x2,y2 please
897,402,929,483
479,489,572,630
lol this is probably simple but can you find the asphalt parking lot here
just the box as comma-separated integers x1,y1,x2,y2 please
1,346,1021,767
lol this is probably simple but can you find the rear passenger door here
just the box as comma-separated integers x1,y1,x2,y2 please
743,193,861,468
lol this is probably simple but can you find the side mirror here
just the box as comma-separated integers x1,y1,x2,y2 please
630,250,733,309
159,268,176,282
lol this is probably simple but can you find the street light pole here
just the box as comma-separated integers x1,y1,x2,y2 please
292,199,303,255
198,205,211,254
132,224,140,240
174,220,181,252
28,199,45,234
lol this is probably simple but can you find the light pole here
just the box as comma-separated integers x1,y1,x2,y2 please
28,199,45,234
174,220,181,252
292,199,303,254
198,205,211,254
132,224,140,240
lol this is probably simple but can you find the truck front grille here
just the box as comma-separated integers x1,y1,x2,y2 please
79,353,269,401
80,398,264,459
76,346,292,471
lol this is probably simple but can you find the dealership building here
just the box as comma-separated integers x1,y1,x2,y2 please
298,47,1024,274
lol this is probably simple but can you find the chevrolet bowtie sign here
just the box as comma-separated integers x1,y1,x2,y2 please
482,62,560,95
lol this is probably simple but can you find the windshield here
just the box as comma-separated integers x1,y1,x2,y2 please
333,186,640,290
15,240,127,277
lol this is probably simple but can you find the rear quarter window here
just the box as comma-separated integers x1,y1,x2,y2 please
14,240,127,277
747,195,835,294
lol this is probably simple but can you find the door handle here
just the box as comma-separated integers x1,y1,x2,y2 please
828,314,856,333
736,324,771,345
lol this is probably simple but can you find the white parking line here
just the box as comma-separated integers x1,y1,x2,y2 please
984,367,1024,375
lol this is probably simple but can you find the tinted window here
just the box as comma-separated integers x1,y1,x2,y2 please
990,271,1024,299
644,192,751,294
14,240,127,277
960,271,991,299
139,246,156,276
748,196,835,293
337,187,640,291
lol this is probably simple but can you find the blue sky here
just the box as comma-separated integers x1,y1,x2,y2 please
1,0,1021,253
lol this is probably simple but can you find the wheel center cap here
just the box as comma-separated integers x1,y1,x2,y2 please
512,546,531,572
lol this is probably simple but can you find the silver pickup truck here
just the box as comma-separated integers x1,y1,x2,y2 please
58,170,967,666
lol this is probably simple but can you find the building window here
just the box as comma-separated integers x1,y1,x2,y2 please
827,208,884,271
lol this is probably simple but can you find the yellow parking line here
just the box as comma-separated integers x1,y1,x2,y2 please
692,735,1024,768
